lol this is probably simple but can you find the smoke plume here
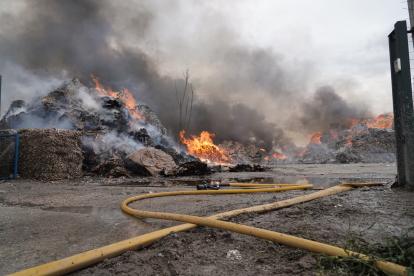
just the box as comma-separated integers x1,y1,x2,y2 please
0,0,373,150
290,85,374,133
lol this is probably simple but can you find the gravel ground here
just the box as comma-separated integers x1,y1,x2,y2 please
1,163,413,275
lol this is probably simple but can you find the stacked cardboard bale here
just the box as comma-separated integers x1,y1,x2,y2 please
0,128,83,180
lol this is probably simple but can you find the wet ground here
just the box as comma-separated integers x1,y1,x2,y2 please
0,163,413,275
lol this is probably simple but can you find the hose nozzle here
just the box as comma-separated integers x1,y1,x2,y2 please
196,183,220,190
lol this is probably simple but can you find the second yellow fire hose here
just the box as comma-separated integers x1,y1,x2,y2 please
9,182,408,276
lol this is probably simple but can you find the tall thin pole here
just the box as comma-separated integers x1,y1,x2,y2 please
0,75,2,118
388,21,414,190
408,0,414,47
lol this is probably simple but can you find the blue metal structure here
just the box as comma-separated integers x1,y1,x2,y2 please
0,134,19,180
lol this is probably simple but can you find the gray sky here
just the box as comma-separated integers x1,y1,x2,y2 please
0,0,409,146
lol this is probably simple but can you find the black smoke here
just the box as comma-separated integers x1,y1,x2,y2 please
186,100,297,152
290,85,374,133
0,0,372,152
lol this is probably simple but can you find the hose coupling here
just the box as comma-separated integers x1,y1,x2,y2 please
196,183,220,190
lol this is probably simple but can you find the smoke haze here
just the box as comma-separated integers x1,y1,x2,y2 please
0,0,379,150
290,86,374,134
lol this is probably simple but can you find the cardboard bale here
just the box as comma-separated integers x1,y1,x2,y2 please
2,128,83,180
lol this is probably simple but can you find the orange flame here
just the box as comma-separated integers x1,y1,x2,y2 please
272,153,287,159
264,156,269,160
344,118,360,129
90,74,142,127
298,148,306,157
180,130,233,165
310,114,394,146
309,131,323,144
374,114,394,128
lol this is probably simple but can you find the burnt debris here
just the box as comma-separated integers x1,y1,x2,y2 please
0,79,213,178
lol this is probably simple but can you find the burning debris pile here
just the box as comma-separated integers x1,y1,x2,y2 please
179,131,275,169
298,115,396,164
179,115,396,165
0,77,398,178
0,78,206,178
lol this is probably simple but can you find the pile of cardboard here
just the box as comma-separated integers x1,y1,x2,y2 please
0,128,83,180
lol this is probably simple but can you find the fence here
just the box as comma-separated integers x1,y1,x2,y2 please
0,134,19,180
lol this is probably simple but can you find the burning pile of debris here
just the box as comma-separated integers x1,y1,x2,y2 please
179,115,396,165
0,77,397,179
179,130,270,170
297,115,395,164
0,78,208,179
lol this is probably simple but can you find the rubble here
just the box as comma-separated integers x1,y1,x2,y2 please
0,79,191,178
297,122,396,164
0,79,169,137
129,128,154,146
81,126,143,173
93,158,132,178
218,141,267,164
134,103,168,136
154,145,201,165
165,161,211,176
229,163,266,172
125,147,176,176
2,100,27,119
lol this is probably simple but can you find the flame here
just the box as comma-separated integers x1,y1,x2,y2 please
330,130,339,140
260,148,265,152
264,156,269,161
309,131,323,144
180,130,233,165
90,74,142,127
374,114,394,128
298,148,306,157
309,114,394,147
272,153,287,159
344,118,360,129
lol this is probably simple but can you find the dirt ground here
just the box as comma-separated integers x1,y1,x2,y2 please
1,163,413,276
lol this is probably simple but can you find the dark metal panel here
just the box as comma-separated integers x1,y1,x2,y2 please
388,21,414,190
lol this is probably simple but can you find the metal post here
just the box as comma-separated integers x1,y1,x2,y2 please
14,134,19,180
388,21,414,190
0,75,2,118
408,0,414,47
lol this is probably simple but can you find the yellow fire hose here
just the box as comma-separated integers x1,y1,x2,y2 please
9,182,408,276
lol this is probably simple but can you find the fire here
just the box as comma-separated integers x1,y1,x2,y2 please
330,130,339,140
180,130,233,165
272,153,287,160
298,148,306,157
264,156,269,161
374,114,394,128
344,118,359,129
309,131,323,144
90,74,142,127
307,113,394,147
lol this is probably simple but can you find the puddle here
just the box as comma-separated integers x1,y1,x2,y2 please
230,176,392,189
114,176,392,189
43,206,126,224
41,206,172,231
